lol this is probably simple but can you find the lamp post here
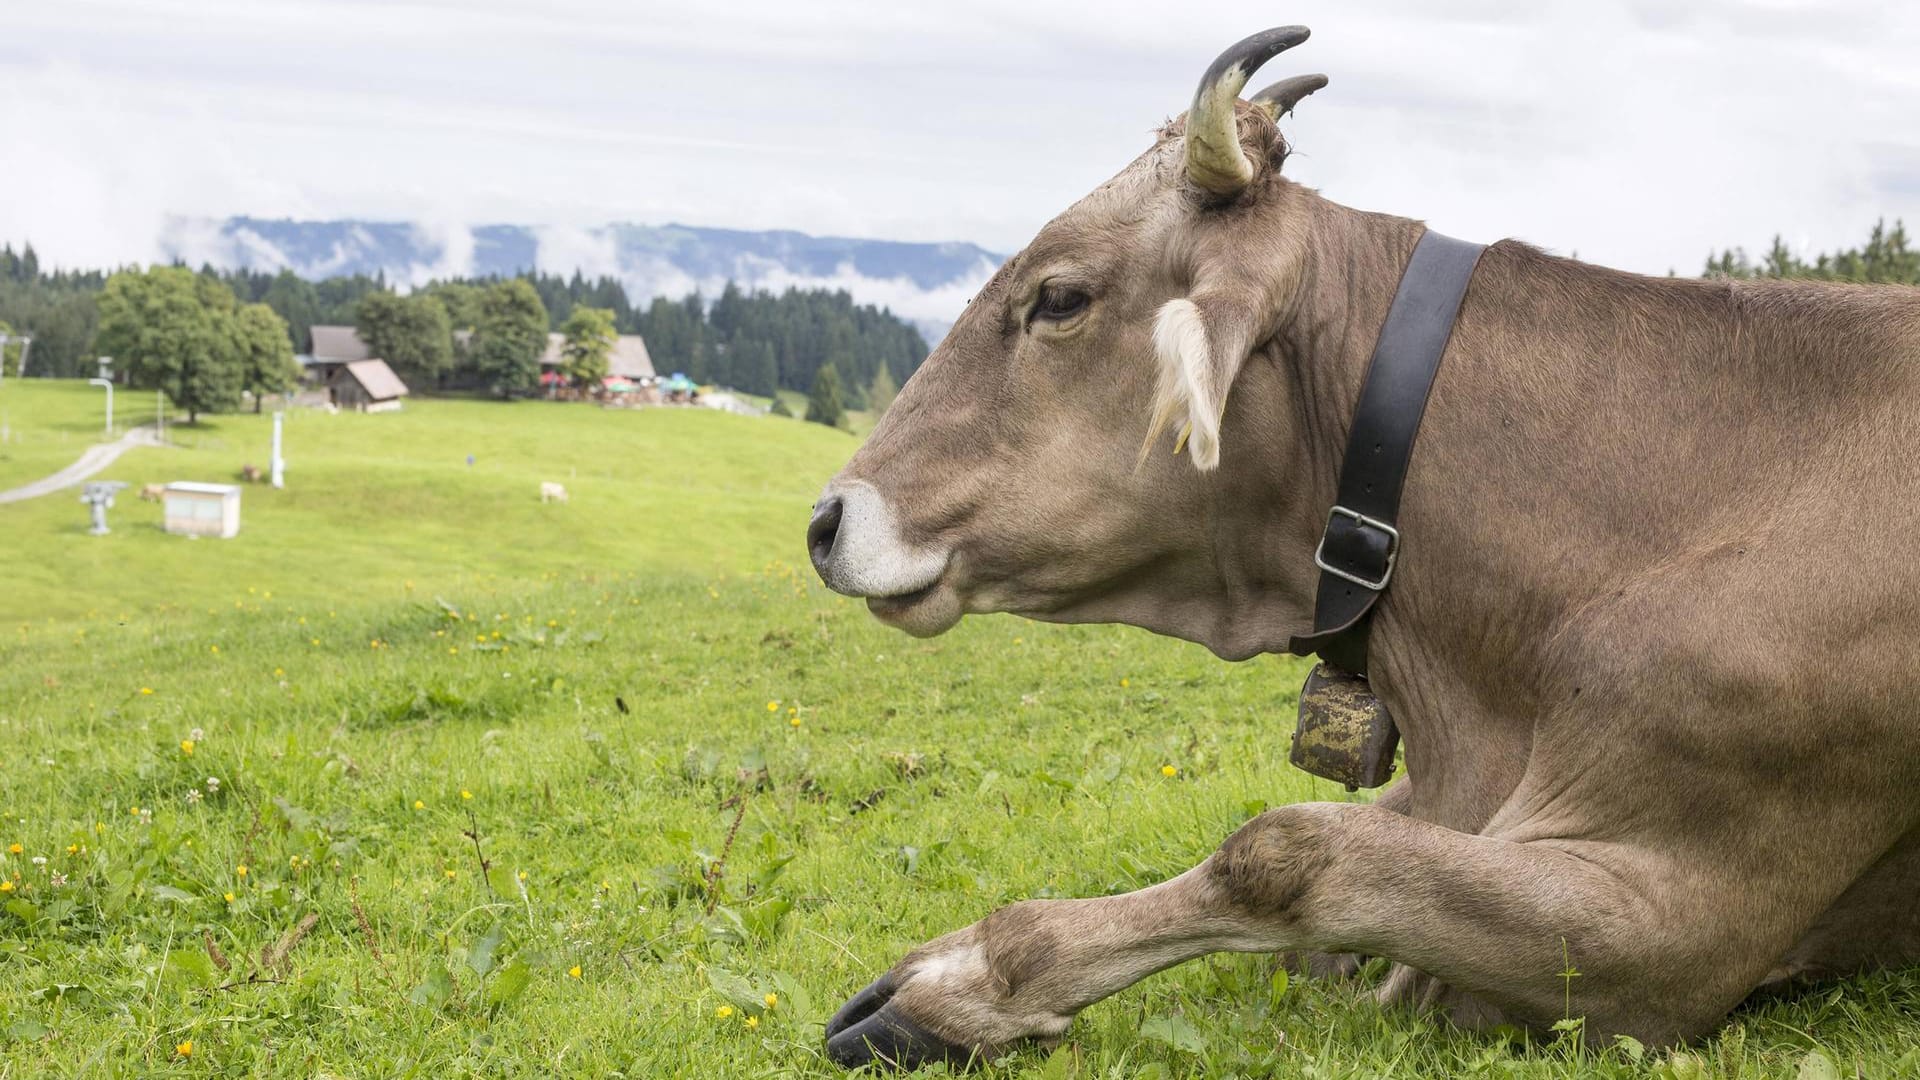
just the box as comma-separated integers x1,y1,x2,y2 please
89,377,114,436
0,332,27,384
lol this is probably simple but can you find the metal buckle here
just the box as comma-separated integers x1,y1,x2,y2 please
1313,505,1400,591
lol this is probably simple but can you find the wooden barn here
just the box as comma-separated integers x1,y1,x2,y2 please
329,359,410,412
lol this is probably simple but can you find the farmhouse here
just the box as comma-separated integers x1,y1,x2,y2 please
329,359,409,412
302,325,410,411
537,332,655,381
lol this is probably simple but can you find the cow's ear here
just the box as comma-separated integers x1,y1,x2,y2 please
1141,293,1258,471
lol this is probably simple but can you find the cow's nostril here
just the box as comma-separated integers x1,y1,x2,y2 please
807,495,845,578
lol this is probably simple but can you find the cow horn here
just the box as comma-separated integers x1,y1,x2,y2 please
1250,73,1329,120
1185,26,1311,196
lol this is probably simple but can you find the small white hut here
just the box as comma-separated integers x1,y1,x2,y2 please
162,482,242,539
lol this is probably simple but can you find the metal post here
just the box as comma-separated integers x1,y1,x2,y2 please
271,411,285,488
0,333,8,385
157,390,166,445
14,336,26,379
88,378,114,436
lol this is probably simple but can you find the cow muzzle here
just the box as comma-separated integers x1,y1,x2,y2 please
807,479,961,636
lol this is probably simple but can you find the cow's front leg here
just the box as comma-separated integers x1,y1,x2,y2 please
827,800,1801,1070
824,867,1248,1068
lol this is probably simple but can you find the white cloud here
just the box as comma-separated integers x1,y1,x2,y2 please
1,0,1916,285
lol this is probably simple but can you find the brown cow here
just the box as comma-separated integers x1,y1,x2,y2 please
806,25,1920,1071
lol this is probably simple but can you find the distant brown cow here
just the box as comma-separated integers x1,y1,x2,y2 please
138,483,165,502
806,24,1920,1071
239,464,264,484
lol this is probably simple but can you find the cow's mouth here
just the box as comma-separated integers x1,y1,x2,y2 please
864,578,963,637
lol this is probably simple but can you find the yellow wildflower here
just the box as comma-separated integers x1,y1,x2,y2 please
6,843,18,854
1120,678,1130,688
180,739,195,755
209,645,219,654
224,891,235,902
0,880,11,893
764,992,779,1009
460,790,473,800
766,700,779,712
789,715,802,728
175,1040,192,1057
1161,764,1179,778
413,800,425,810
66,844,78,854
745,1015,760,1030
310,638,320,646
273,667,284,677
716,1005,734,1018
139,687,154,695
129,806,140,816
444,869,456,880
236,864,248,877
568,965,582,979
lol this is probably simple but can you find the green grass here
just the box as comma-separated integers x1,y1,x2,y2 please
1,380,1915,1077
0,379,159,490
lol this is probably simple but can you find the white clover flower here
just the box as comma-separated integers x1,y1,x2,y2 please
189,727,205,741
185,790,203,804
206,777,220,792
31,856,47,867
49,872,67,887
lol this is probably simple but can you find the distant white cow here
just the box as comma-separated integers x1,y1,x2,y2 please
539,481,569,504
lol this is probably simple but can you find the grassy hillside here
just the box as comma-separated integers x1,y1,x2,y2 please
0,381,1914,1078
1,381,860,626
0,379,159,490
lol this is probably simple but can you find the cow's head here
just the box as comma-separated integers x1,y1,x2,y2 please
808,28,1339,660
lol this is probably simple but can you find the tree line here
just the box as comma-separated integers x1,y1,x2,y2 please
1703,219,1919,284
0,246,928,417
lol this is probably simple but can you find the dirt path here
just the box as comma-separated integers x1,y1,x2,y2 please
0,425,165,505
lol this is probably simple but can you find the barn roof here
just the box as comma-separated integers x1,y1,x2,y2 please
538,333,655,379
310,325,373,362
337,359,410,400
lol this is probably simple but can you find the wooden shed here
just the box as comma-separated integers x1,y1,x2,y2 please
163,482,242,539
329,359,410,412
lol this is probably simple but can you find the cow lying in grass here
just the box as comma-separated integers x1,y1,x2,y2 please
804,24,1920,1072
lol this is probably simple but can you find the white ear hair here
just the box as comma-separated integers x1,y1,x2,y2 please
1144,297,1226,470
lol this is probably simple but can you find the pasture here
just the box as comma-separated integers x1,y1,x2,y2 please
0,380,1914,1077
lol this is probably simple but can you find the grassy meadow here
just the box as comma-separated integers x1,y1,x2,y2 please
1,380,1915,1078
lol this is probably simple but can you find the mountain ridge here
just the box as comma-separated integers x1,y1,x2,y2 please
160,217,1005,343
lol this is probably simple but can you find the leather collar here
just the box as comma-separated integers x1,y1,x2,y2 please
1287,229,1484,676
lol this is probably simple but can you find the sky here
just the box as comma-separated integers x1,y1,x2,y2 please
3,0,1919,280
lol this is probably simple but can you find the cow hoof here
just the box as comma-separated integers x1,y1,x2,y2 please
824,974,979,1071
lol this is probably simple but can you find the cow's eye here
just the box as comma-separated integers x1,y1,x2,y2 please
1031,286,1090,324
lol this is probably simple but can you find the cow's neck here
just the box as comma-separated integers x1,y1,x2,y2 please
1256,193,1550,828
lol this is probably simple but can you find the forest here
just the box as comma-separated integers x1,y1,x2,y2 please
0,249,927,411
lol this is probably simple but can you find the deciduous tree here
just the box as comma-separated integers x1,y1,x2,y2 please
470,279,549,396
235,302,299,411
357,291,454,388
559,305,616,386
94,266,244,423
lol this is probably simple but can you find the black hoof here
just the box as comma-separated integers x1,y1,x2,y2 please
824,974,979,1071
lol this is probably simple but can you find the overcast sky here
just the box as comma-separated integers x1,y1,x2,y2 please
3,0,1918,277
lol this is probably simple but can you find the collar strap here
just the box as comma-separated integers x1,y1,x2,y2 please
1288,230,1484,676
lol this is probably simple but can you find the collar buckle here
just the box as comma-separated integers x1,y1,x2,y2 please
1312,505,1400,592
